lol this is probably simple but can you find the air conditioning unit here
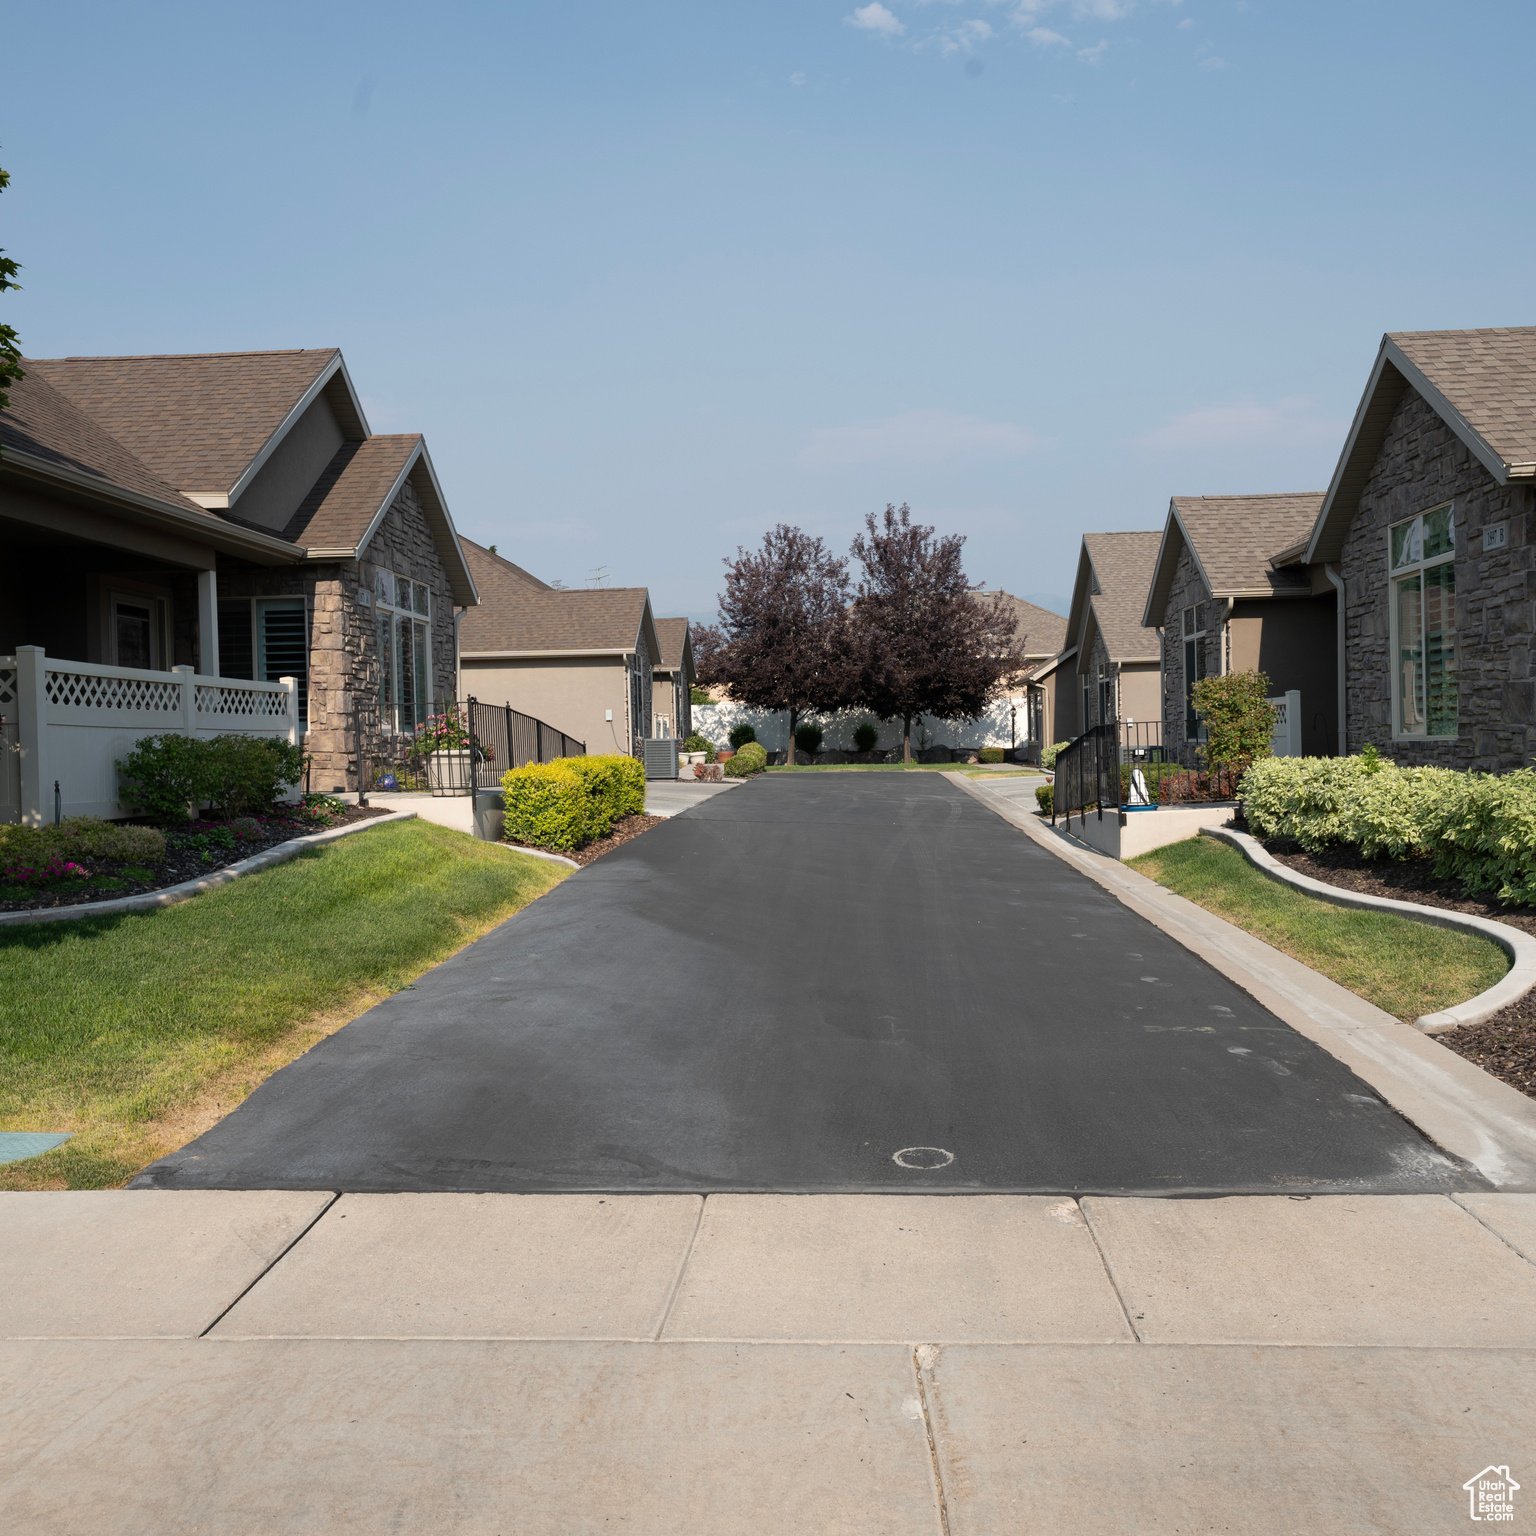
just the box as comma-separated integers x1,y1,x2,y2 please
642,738,678,780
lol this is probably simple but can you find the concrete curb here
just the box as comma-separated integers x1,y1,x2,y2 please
497,844,582,870
0,810,419,928
1201,826,1536,1035
944,772,1536,1190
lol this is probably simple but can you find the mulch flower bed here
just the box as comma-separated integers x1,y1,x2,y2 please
503,813,665,868
1260,837,1536,1100
0,804,391,914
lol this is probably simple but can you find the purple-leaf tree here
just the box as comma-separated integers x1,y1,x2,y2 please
849,503,1023,762
708,525,853,758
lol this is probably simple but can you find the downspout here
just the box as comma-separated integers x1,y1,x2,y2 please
1324,565,1346,756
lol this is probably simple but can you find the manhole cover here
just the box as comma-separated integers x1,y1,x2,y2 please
892,1146,955,1170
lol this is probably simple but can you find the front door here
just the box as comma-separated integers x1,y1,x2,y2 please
111,595,159,670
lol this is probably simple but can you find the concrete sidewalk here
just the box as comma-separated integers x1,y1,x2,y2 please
3,1188,1533,1531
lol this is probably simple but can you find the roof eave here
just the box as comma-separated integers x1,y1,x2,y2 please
461,647,633,660
1,447,305,565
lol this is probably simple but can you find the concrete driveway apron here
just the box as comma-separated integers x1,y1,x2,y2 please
137,774,1478,1194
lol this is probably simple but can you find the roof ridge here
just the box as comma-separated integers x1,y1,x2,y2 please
36,347,341,362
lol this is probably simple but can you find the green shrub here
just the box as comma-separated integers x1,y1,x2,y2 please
683,733,715,758
566,753,646,824
0,817,167,869
724,741,768,778
116,734,209,822
500,762,599,851
1035,783,1053,815
1241,755,1536,907
853,722,879,753
1040,741,1070,771
794,723,824,754
1191,670,1276,771
728,723,757,750
203,735,306,818
115,732,303,822
979,747,1004,764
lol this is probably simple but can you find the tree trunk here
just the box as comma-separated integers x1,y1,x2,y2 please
787,706,798,766
903,715,913,763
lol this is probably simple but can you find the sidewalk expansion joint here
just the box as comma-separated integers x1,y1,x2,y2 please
651,1194,708,1341
1451,1192,1536,1267
1078,1199,1143,1343
198,1192,342,1338
912,1346,953,1536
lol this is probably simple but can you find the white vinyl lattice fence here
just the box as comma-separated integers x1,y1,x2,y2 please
1,647,299,825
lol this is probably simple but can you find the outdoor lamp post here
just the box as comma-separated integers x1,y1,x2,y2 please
1009,704,1016,750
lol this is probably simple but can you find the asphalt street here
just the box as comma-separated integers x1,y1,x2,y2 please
137,774,1478,1194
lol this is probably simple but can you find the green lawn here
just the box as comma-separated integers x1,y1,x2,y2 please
0,819,567,1190
1128,836,1507,1023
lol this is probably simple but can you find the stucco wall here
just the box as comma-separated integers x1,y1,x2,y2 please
460,654,632,756
1339,387,1536,771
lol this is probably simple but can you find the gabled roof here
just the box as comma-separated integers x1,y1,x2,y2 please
979,591,1068,660
1,367,302,563
279,435,477,606
460,576,660,663
1142,493,1324,624
1306,327,1536,564
653,617,694,676
1066,531,1161,668
459,535,552,600
29,349,368,504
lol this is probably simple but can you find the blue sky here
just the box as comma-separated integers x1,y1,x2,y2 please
6,1,1536,618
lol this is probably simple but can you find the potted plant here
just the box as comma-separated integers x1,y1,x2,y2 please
681,732,715,768
412,709,476,791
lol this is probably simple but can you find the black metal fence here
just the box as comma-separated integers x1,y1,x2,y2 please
466,698,585,794
1051,718,1242,828
351,699,586,798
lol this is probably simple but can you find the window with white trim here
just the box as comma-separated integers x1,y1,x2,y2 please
1389,506,1456,738
217,596,309,723
374,570,434,730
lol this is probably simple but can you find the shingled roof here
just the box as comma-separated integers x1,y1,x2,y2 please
1307,327,1536,564
29,349,364,500
459,536,552,601
1142,493,1324,624
459,557,659,662
980,592,1068,660
1066,532,1162,666
653,617,692,675
2,366,208,513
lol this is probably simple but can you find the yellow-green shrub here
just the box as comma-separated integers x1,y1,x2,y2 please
565,754,646,824
500,762,599,851
1241,755,1536,906
0,817,166,868
724,741,767,777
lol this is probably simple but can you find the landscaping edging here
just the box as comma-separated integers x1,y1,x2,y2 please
496,844,581,870
0,810,419,928
1200,826,1536,1036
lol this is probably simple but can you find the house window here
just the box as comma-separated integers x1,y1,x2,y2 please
1182,604,1207,739
1097,663,1117,725
375,569,433,729
1390,506,1456,738
216,597,308,722
110,594,163,671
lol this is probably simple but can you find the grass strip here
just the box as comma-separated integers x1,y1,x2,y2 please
0,819,566,1190
1128,835,1507,1024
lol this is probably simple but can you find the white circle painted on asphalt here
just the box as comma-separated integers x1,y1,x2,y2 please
893,1146,956,1170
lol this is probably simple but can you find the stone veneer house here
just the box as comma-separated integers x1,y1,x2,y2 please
1051,532,1163,740
1300,328,1536,772
457,537,661,756
1140,494,1335,757
2,349,477,791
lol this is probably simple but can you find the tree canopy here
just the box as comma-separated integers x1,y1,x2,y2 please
0,151,23,425
849,503,1023,761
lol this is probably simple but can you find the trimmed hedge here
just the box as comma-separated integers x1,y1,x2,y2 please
1035,783,1053,816
1241,755,1536,907
724,741,768,778
979,747,1005,764
500,753,646,851
1040,741,1070,771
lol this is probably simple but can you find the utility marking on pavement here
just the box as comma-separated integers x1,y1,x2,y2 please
1140,976,1160,982
1228,1047,1252,1055
1210,1005,1235,1014
893,1146,955,1170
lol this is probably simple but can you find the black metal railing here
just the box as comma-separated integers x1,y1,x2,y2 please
1051,718,1242,829
466,698,585,793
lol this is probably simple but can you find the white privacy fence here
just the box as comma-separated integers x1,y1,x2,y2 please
1268,690,1302,758
0,647,299,826
689,697,1029,754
